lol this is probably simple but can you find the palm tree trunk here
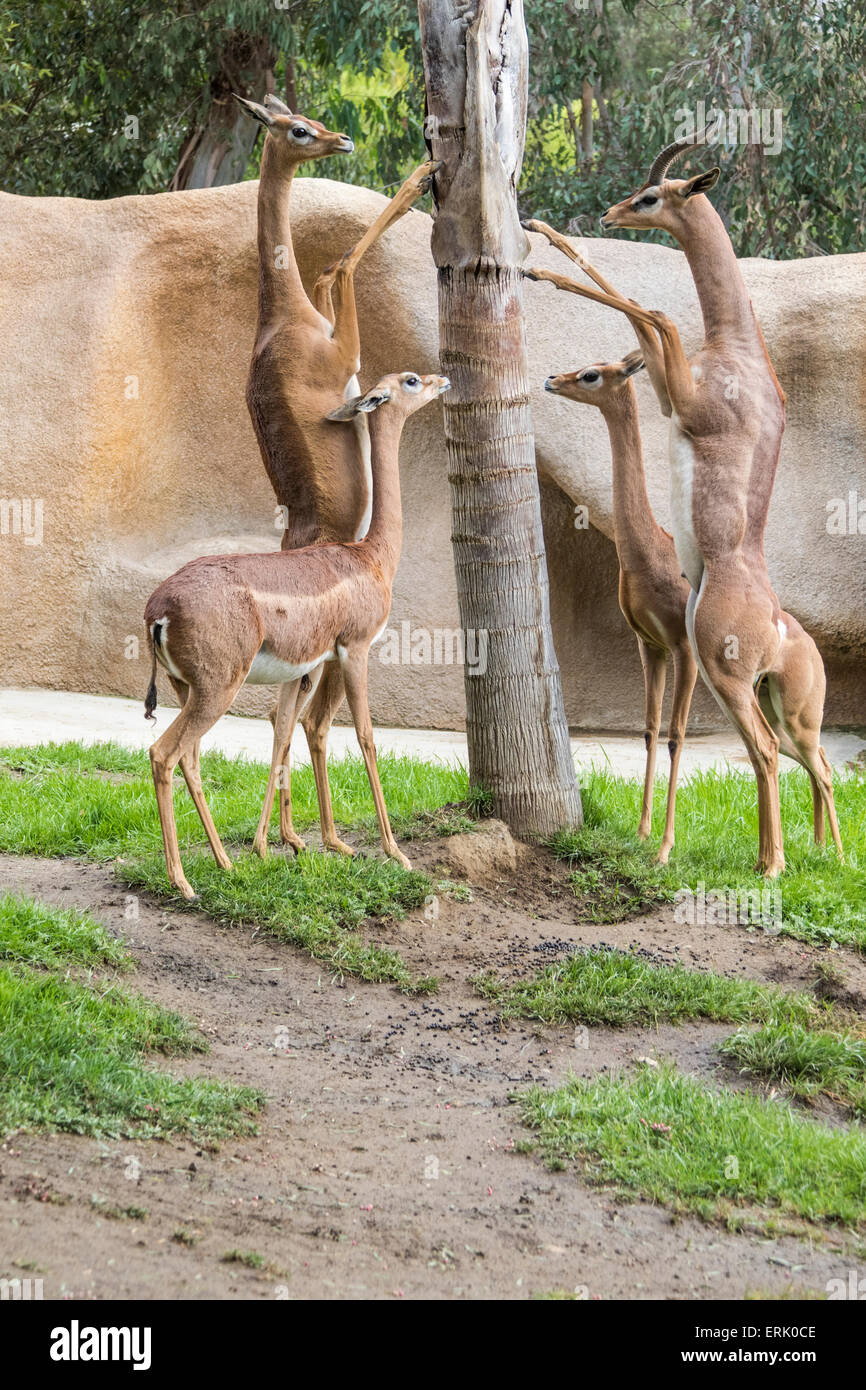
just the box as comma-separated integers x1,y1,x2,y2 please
419,0,582,836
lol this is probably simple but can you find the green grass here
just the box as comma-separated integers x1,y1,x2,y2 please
118,848,435,990
221,1249,265,1269
517,1064,866,1228
0,894,263,1141
475,947,821,1029
1,742,861,950
0,891,130,971
0,740,469,856
0,740,455,986
0,965,264,1140
551,762,865,947
721,1022,866,1119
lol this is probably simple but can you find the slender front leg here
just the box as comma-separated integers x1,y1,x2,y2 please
625,308,672,417
315,160,440,369
253,678,304,858
651,313,698,416
657,644,698,864
525,266,697,413
637,640,666,841
339,645,410,870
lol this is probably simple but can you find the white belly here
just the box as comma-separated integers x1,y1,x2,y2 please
669,417,704,591
245,648,334,686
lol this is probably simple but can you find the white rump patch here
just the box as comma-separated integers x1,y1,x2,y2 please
150,618,185,681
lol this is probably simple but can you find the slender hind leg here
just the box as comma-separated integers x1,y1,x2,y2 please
763,633,844,860
165,677,233,873
657,644,698,864
637,640,666,841
149,683,242,900
712,674,785,877
253,677,306,858
339,645,409,870
301,661,355,856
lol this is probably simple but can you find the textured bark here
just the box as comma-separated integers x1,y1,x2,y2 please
419,0,582,835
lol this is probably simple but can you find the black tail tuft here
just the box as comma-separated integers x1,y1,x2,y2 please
144,623,160,723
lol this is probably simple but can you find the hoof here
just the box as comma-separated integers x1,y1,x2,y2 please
281,835,307,855
757,860,785,879
324,838,355,858
655,845,672,865
390,848,412,872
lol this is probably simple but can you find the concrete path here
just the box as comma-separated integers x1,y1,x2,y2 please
2,689,863,780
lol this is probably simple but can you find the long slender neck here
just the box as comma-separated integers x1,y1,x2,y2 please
600,386,661,566
255,137,307,320
363,409,406,581
675,195,758,345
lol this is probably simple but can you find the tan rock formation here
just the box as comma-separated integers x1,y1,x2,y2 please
0,178,863,730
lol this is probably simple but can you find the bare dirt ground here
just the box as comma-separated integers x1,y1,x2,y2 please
1,834,865,1302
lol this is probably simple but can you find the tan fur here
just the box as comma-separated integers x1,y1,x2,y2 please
145,372,449,900
545,352,697,862
527,159,843,875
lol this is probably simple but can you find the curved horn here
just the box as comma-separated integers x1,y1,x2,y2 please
647,127,711,186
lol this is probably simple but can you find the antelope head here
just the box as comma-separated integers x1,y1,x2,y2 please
600,132,720,236
234,92,354,162
544,351,645,408
327,372,450,423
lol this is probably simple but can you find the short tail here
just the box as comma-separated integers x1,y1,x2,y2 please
144,623,160,723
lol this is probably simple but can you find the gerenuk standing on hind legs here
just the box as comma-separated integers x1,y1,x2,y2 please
236,92,438,860
526,132,842,877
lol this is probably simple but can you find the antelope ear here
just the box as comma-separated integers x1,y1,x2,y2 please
356,387,391,413
233,94,275,128
620,351,645,377
327,387,391,421
327,396,364,421
680,166,720,198
264,93,292,116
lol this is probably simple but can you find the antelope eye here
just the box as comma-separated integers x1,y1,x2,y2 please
582,371,600,383
291,126,309,139
636,194,658,208
404,375,422,389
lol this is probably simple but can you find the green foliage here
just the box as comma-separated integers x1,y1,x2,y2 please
1,2,862,256
0,740,447,988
